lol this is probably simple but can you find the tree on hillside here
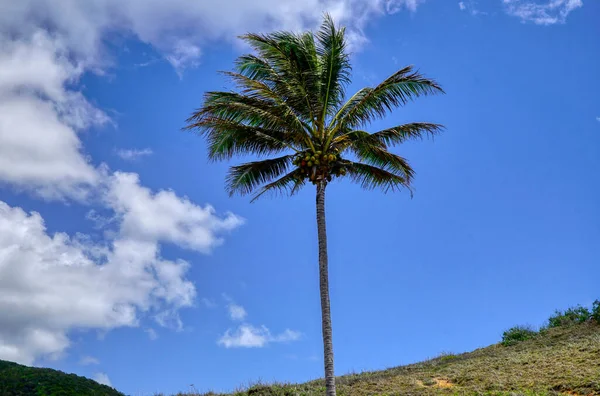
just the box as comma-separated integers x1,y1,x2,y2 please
185,14,444,396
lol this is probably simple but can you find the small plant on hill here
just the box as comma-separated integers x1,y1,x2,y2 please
592,300,600,323
501,325,537,346
546,305,591,328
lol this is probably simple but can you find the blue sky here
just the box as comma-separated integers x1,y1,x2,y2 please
0,0,599,394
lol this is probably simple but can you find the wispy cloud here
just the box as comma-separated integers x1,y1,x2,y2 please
79,356,99,366
458,0,487,16
115,148,153,161
218,325,301,348
145,328,158,340
596,116,600,123
201,297,217,308
502,0,582,25
93,372,111,387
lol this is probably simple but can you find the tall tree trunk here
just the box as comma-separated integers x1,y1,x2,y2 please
316,181,336,396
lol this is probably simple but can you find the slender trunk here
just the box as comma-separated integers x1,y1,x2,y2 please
316,181,336,396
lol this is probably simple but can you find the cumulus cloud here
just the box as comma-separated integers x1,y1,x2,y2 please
0,178,240,364
93,372,112,387
104,172,243,253
115,148,153,161
503,0,583,25
218,325,301,348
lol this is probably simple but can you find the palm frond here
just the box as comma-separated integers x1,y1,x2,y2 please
344,161,412,194
240,32,321,124
226,155,294,196
350,144,415,183
250,169,306,202
331,65,444,131
336,123,444,148
316,13,351,128
195,117,299,160
222,71,311,135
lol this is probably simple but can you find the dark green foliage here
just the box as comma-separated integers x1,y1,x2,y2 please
501,325,538,346
592,300,600,323
0,359,123,396
547,305,591,328
185,14,444,200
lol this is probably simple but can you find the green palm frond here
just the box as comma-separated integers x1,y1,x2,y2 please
350,144,415,183
250,169,306,202
345,161,412,194
336,122,444,148
222,71,311,134
195,117,298,160
226,155,294,196
331,66,444,131
316,14,351,128
240,32,321,123
186,13,444,200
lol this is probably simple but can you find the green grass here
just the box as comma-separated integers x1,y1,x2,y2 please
0,359,124,396
171,322,600,396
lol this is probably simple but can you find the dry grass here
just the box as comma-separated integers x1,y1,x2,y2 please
174,322,600,396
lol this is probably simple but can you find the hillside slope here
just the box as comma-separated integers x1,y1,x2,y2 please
0,359,124,396
194,322,599,396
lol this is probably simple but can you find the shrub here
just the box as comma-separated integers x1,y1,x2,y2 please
547,306,591,328
592,300,600,323
501,325,537,346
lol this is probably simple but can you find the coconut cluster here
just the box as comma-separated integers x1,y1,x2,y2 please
292,149,347,184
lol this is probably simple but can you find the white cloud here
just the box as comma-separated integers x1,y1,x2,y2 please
458,0,487,16
105,172,243,254
228,304,248,321
93,372,112,387
79,356,100,365
218,325,301,348
596,116,600,122
115,148,153,161
0,180,241,364
503,0,583,25
145,328,158,340
201,298,217,308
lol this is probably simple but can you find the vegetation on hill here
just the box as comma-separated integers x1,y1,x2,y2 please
0,359,124,396
165,300,600,396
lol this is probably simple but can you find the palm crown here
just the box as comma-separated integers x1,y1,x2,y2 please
185,14,444,200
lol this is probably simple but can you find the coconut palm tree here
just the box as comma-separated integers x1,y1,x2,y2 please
185,15,444,396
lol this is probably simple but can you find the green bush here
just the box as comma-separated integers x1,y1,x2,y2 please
501,325,537,346
592,300,600,323
547,305,591,328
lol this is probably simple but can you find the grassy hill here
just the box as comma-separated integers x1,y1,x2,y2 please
0,359,124,396
169,305,600,396
3,302,598,396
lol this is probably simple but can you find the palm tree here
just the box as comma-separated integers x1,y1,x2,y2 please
185,15,444,396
